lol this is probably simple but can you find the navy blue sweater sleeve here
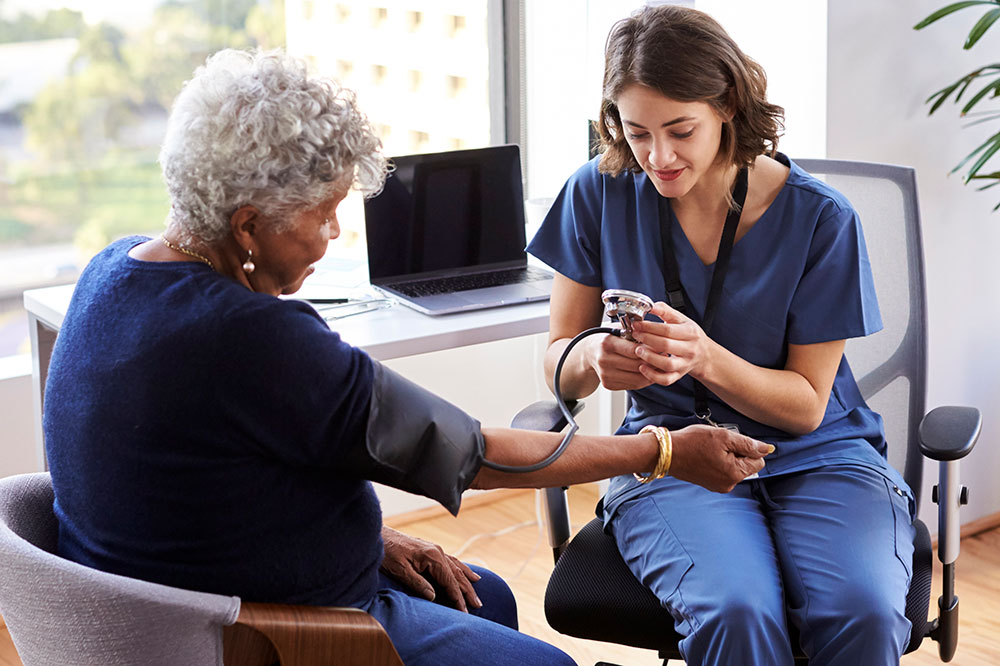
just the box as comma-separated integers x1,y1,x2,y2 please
212,295,375,469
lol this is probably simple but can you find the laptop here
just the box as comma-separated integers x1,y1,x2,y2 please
364,144,553,315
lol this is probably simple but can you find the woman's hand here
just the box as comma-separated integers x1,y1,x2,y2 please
380,526,482,612
668,424,772,492
631,301,715,386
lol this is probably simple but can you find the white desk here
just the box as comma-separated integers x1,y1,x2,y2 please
23,283,552,470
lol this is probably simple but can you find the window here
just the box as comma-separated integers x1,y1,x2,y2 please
408,69,423,92
335,59,354,81
448,15,466,38
0,0,287,360
409,130,431,152
446,75,467,98
406,10,423,32
287,1,502,251
2,0,513,362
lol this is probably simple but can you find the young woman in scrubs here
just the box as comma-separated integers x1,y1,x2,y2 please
527,5,916,665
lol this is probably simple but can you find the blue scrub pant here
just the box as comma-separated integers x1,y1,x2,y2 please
609,464,915,666
365,564,575,666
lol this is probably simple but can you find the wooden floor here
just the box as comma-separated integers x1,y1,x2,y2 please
388,484,1000,666
2,485,998,665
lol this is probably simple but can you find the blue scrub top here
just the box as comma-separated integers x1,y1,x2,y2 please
528,155,893,515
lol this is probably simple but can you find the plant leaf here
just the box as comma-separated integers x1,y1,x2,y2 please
927,79,968,113
961,77,1000,114
966,7,1000,47
969,141,1000,179
951,129,1000,172
915,1,1000,30
961,131,1000,181
925,65,1000,113
955,72,979,104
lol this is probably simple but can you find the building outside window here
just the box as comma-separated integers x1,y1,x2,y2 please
285,0,494,251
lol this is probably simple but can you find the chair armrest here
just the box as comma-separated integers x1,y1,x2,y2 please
510,400,585,563
918,405,981,461
223,602,404,666
918,408,981,660
510,400,583,432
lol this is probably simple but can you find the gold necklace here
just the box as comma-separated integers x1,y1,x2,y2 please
161,236,215,270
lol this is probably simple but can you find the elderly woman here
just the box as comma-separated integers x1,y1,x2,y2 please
42,49,770,666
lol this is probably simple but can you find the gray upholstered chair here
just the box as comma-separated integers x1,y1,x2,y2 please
0,472,403,666
515,159,982,664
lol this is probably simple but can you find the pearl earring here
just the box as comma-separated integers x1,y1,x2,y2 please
242,249,256,274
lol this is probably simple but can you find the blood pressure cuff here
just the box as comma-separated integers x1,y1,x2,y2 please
353,361,485,515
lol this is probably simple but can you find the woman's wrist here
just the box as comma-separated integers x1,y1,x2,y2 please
691,336,724,385
634,426,671,483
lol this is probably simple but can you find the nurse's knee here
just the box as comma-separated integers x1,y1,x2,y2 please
684,594,791,663
809,580,909,647
696,592,787,641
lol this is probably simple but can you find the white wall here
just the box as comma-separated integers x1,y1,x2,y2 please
698,0,827,159
827,1,1000,527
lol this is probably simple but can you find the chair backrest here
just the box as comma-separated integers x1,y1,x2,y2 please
0,472,241,666
794,159,928,504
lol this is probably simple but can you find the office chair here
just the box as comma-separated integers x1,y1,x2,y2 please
512,159,983,664
0,472,404,666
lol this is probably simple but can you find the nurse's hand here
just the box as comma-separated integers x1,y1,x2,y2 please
380,526,483,612
630,302,713,386
581,330,655,391
669,424,772,492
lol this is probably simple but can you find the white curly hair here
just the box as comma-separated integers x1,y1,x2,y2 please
159,48,388,245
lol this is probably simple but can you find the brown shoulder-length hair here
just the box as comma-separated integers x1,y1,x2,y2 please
597,4,784,176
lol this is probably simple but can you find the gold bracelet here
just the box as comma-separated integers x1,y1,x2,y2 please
635,425,672,484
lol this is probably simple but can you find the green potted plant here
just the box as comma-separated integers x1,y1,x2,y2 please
915,1,1000,208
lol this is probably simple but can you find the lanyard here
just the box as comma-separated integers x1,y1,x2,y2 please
656,167,748,423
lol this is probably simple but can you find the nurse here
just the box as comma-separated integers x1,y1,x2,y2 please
527,5,915,665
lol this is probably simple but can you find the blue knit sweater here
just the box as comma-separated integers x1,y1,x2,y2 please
44,237,382,607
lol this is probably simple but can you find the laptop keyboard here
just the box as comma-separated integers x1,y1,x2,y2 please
388,266,551,298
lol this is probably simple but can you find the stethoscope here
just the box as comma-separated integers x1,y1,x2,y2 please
481,289,654,472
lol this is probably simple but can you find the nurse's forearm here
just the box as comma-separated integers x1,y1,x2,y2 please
694,340,841,435
543,336,601,399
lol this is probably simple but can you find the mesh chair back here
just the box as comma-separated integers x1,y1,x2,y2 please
794,159,928,503
0,472,241,666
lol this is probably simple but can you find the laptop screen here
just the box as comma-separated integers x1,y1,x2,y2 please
364,145,527,283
